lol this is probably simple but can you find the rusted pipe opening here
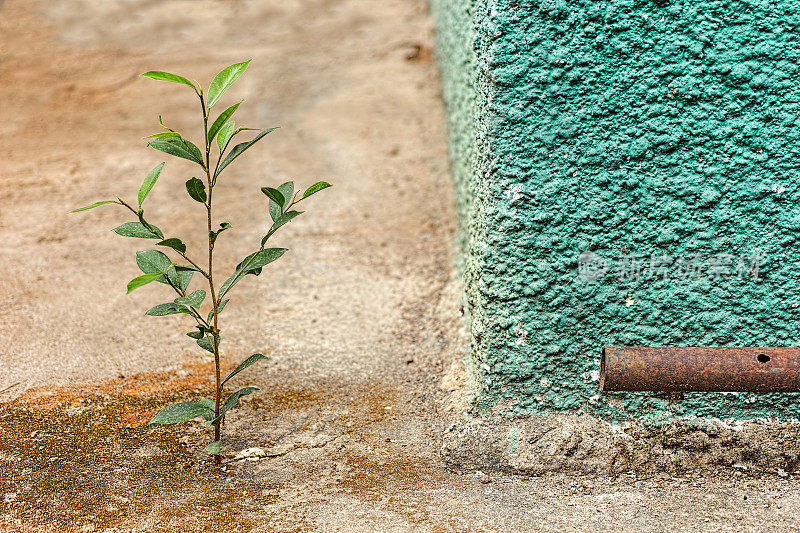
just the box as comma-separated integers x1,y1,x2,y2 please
600,346,800,393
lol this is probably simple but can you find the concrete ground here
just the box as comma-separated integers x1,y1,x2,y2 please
0,0,798,531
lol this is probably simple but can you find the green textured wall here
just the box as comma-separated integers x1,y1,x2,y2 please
432,0,800,421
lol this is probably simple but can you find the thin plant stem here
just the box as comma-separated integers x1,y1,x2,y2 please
200,92,223,465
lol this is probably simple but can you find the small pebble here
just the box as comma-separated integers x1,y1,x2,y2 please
234,447,266,461
474,470,491,484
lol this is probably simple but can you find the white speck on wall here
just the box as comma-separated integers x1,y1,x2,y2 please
588,394,601,404
513,322,528,346
625,294,634,307
772,184,786,195
590,370,600,382
504,184,522,204
540,377,550,389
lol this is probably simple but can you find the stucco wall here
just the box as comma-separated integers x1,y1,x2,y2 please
432,0,800,421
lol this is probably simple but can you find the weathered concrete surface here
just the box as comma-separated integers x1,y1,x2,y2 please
442,412,800,476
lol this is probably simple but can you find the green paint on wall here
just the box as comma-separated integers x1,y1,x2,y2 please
431,0,800,421
509,426,520,454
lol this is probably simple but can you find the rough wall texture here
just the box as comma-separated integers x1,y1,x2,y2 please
432,0,800,422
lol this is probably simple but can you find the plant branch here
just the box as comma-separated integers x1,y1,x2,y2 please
161,275,210,329
117,199,211,279
217,197,300,301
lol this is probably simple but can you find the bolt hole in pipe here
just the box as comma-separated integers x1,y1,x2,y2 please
600,346,800,392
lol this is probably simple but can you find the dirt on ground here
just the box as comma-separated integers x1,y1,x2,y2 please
1,1,799,531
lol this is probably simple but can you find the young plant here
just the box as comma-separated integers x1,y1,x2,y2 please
72,60,331,464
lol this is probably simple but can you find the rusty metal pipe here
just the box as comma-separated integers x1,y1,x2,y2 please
601,346,800,392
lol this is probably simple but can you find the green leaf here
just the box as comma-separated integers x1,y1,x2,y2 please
268,197,282,223
261,211,303,247
138,162,165,206
157,238,186,254
143,132,182,139
185,177,207,203
275,210,303,227
168,266,196,292
187,329,204,339
126,272,164,294
149,138,205,167
175,290,205,308
150,401,214,425
218,248,287,297
215,386,260,422
199,397,216,413
209,222,231,247
176,269,194,292
302,181,332,199
208,101,242,145
215,127,279,178
207,60,251,109
207,299,229,323
136,250,173,285
181,273,195,293
278,181,294,203
140,71,198,92
243,248,287,274
71,200,116,213
268,182,294,222
205,441,221,455
217,121,235,152
197,337,215,353
222,353,269,386
260,187,285,207
135,249,189,290
145,302,191,316
114,222,164,239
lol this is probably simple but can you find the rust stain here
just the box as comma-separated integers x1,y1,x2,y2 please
13,360,219,416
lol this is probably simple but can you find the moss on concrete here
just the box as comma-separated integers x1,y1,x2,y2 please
432,0,800,421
